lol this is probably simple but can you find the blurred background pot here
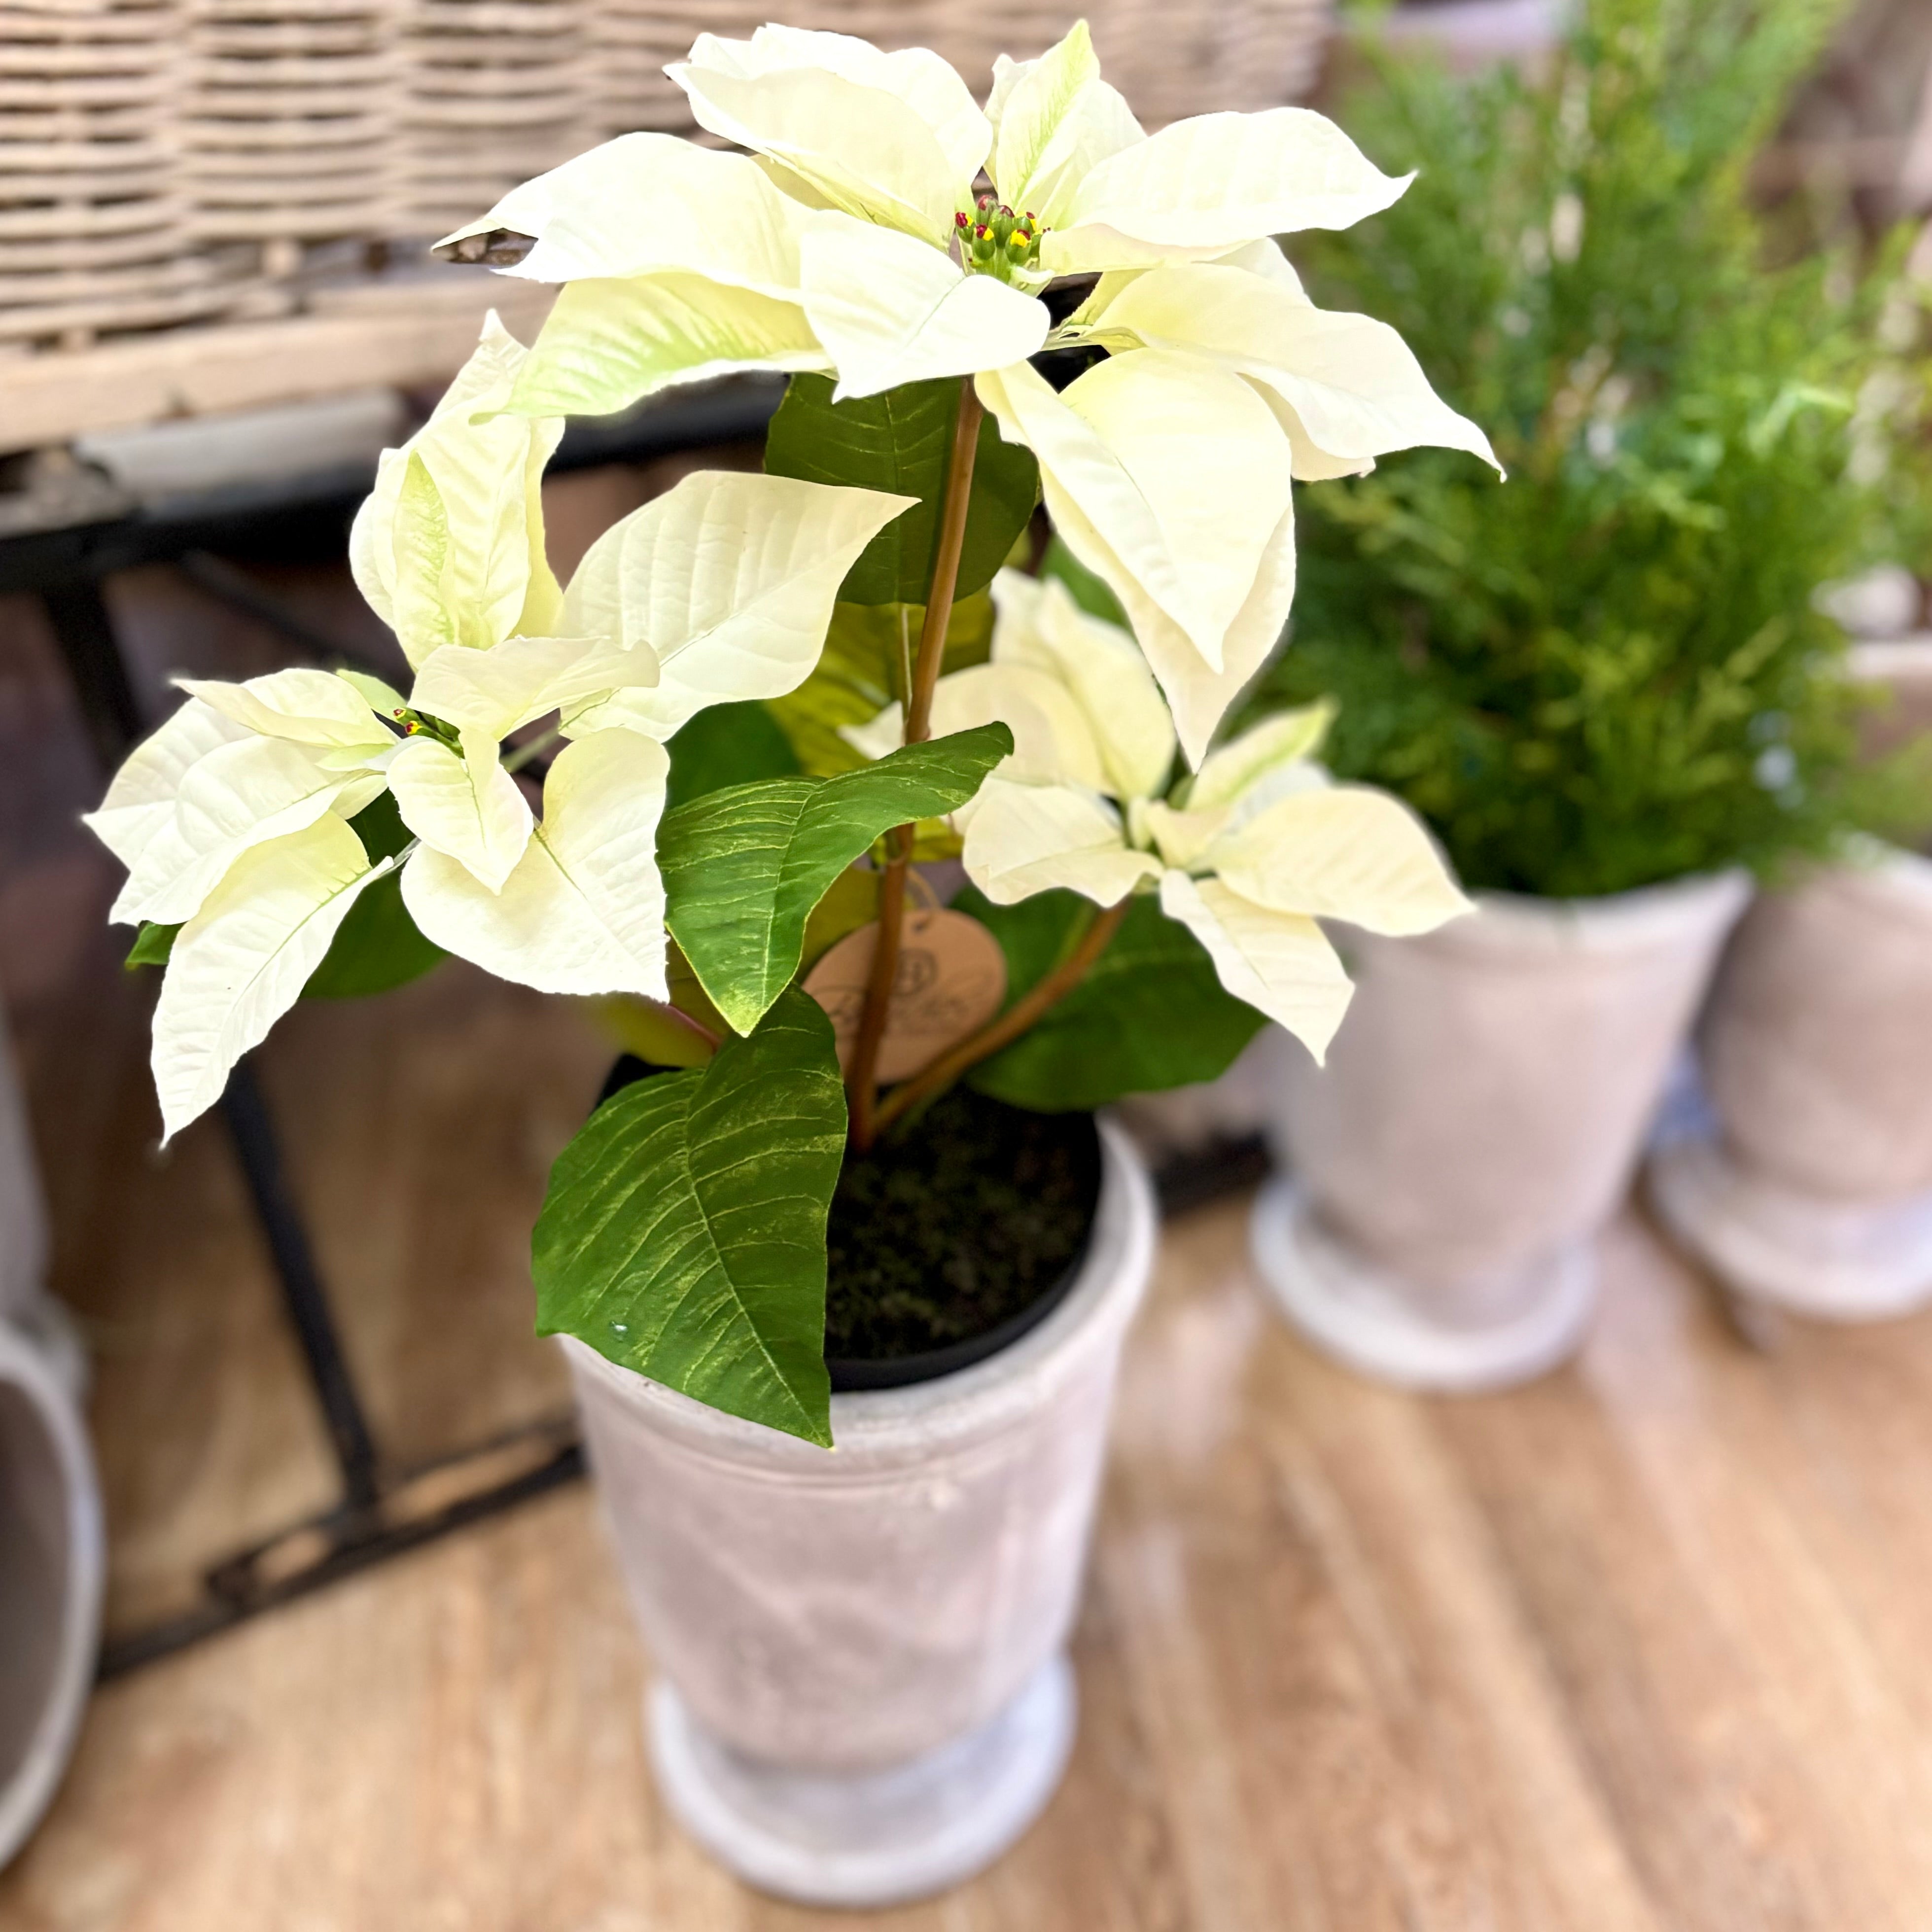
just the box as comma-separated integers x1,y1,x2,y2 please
1251,873,1751,1391
1651,843,1932,1317
0,1017,102,1871
560,1121,1155,1909
0,1324,102,1872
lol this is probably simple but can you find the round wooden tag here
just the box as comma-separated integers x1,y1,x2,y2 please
804,907,1009,1082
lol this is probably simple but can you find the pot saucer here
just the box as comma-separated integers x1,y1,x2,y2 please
1650,1136,1932,1321
647,1653,1074,1909
1249,1177,1598,1393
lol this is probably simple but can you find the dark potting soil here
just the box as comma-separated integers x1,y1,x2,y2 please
826,1086,1100,1363
596,1060,1101,1371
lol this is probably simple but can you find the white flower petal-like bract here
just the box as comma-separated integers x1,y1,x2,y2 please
1208,784,1473,935
1098,263,1500,476
985,22,1143,230
1043,107,1414,274
407,634,659,742
989,572,1174,801
799,221,1048,399
670,27,987,238
507,274,829,421
562,470,915,739
1187,701,1336,811
434,135,814,295
929,661,1111,794
349,315,565,665
1158,871,1354,1061
976,353,1292,687
152,817,388,1141
112,734,382,926
401,729,671,997
176,668,394,750
961,775,1164,907
81,697,254,875
386,731,533,894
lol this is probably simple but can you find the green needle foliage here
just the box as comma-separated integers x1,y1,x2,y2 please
1259,0,1932,897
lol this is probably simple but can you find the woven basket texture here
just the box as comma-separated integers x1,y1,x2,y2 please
0,0,1333,352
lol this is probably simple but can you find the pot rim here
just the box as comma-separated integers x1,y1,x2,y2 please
1801,834,1932,910
561,1118,1157,1470
1363,867,1754,961
0,1318,103,1871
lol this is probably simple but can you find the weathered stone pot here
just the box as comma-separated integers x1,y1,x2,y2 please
561,1120,1156,1908
1650,843,1932,1317
1252,873,1751,1390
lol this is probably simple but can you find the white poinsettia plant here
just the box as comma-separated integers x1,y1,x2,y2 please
89,21,1490,1447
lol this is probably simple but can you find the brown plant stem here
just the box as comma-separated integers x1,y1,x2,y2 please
871,897,1130,1139
846,380,984,1149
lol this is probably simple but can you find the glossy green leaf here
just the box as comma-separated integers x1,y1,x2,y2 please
764,374,1039,605
665,700,801,811
659,724,1013,1033
300,870,447,1000
126,921,179,968
302,792,446,1000
532,986,845,1446
959,884,1268,1110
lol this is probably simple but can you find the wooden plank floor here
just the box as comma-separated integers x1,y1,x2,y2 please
11,550,1932,1928
13,1191,1932,1931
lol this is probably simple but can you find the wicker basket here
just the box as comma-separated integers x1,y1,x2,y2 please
0,0,248,347
589,1,1336,141
0,0,1334,431
182,0,398,255
389,0,598,237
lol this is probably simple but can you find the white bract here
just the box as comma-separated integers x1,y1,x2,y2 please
85,318,913,1141
435,19,1498,764
847,570,1471,1060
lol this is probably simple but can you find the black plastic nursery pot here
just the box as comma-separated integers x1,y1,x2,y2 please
597,1058,1102,1391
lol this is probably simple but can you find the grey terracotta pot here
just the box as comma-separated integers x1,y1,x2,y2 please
0,1023,45,1337
1651,842,1932,1317
0,1019,100,1871
0,1321,102,1872
561,1120,1156,1909
1252,873,1751,1390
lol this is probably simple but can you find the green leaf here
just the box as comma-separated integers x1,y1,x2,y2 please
666,700,802,810
1041,531,1128,628
591,994,717,1070
300,869,447,1000
298,792,447,1000
659,724,1014,1034
767,592,993,778
765,374,1038,605
800,866,878,971
126,920,180,968
344,789,415,863
959,886,1268,1111
532,986,845,1446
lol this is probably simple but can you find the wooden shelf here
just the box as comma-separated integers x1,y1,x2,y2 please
1,275,556,455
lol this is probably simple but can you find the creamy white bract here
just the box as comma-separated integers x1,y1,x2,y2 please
436,20,1499,765
846,570,1471,1060
87,318,912,1140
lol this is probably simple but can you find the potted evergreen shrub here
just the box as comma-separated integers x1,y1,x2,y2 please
84,22,1483,1904
1248,0,1923,1390
1651,328,1932,1318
